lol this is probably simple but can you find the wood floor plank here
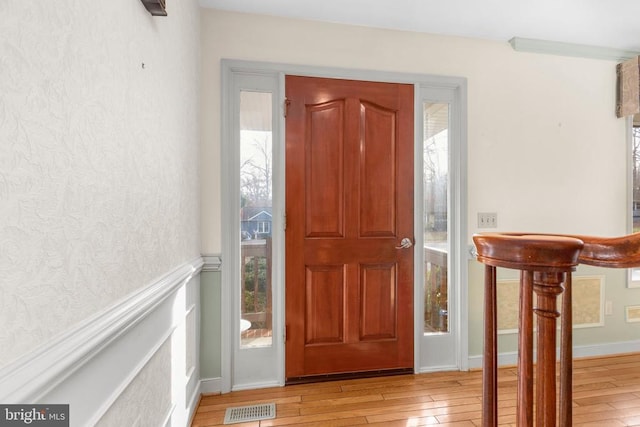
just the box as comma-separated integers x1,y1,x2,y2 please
574,421,626,427
608,397,640,409
280,417,369,427
191,353,640,426
573,403,616,415
620,414,640,425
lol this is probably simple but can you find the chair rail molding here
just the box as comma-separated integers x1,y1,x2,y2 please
0,256,204,405
202,254,222,271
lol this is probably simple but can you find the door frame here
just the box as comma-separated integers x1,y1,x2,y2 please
416,85,469,372
220,59,468,391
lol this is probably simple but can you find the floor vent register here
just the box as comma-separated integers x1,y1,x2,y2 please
223,403,276,424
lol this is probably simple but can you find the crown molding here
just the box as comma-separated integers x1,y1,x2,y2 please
509,37,640,62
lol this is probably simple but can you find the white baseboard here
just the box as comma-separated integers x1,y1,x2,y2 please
232,380,282,392
468,351,519,370
0,257,204,427
417,364,460,374
200,377,224,395
187,377,202,426
572,340,640,359
467,339,640,369
198,377,282,397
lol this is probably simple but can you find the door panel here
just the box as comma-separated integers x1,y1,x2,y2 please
305,265,345,344
305,101,345,238
360,263,397,340
360,102,397,236
285,75,414,379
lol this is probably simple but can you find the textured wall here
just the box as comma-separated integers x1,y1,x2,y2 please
0,0,201,367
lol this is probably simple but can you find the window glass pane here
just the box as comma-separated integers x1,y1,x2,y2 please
631,117,640,285
633,120,640,233
240,91,273,348
423,102,450,334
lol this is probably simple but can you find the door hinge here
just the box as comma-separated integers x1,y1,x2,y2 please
283,213,287,231
284,325,288,341
284,98,291,117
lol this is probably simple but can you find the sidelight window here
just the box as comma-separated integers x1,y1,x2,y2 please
631,116,640,284
423,102,450,334
239,91,273,348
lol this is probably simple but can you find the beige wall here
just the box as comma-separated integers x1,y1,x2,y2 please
201,9,639,359
202,8,627,254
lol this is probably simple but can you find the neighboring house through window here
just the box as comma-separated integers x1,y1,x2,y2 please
241,206,273,239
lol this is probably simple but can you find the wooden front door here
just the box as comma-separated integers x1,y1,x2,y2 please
285,75,414,380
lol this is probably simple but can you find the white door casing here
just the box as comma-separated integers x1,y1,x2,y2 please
220,60,468,391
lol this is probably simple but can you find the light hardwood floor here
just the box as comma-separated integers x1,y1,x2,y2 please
191,353,640,426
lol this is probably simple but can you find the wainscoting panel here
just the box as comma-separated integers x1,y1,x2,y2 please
0,257,203,427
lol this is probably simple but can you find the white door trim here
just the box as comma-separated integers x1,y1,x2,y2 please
221,59,468,390
415,84,469,372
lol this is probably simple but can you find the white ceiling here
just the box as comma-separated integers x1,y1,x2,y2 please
199,0,640,52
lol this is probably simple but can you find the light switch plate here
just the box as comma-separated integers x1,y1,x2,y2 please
478,212,497,228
